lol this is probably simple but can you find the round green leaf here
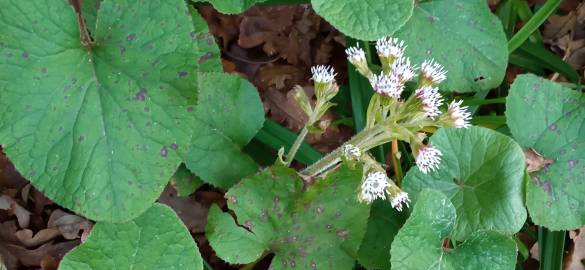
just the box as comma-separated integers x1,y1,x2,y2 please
186,72,264,189
403,127,526,241
506,74,585,230
59,203,202,270
0,0,214,221
357,200,406,270
311,0,414,41
391,189,517,270
207,164,370,269
192,0,269,14
394,0,508,92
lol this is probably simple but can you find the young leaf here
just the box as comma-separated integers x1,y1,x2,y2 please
311,0,414,41
59,204,203,270
171,164,203,197
394,0,508,92
390,189,518,270
402,127,527,241
506,74,585,230
206,164,369,269
0,0,214,222
186,72,264,189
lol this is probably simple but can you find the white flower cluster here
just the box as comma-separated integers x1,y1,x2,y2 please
421,59,447,85
415,86,443,119
447,100,472,128
358,171,410,211
369,74,403,99
311,65,336,84
375,37,406,59
416,145,442,174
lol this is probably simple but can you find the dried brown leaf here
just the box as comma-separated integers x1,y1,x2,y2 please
47,209,93,240
0,195,30,228
15,228,60,248
158,186,208,233
566,227,585,270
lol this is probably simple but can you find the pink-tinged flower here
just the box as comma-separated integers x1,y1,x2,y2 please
369,74,404,99
447,100,472,128
358,171,390,203
415,86,443,119
375,37,406,59
392,56,416,83
420,59,447,84
416,145,442,174
311,65,336,84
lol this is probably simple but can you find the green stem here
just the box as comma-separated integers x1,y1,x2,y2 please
301,124,390,177
508,0,561,53
284,126,309,166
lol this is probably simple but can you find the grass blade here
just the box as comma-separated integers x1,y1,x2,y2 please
508,0,561,53
538,227,566,270
254,119,322,165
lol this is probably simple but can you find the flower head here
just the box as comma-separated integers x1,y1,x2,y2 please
415,145,442,174
358,171,390,204
415,86,443,119
391,56,416,83
345,46,366,64
420,59,447,85
311,65,336,84
369,74,403,99
342,144,361,161
375,37,406,59
390,190,410,212
447,100,472,128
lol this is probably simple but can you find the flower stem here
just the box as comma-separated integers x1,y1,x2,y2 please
390,139,403,185
284,126,309,167
301,124,391,177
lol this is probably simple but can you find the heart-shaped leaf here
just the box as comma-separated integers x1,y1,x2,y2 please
390,189,517,270
59,203,202,270
0,0,216,221
394,0,508,92
357,200,406,270
311,0,414,41
186,72,264,189
506,74,585,230
403,127,526,241
207,164,369,269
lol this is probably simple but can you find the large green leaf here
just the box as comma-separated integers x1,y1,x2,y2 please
0,0,213,221
207,164,370,269
394,0,508,92
403,127,526,241
390,189,517,270
506,74,585,230
59,203,202,270
311,0,414,41
192,0,268,14
186,72,264,189
357,200,406,270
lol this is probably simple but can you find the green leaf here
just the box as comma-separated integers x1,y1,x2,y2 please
390,189,518,270
506,74,585,230
186,72,264,189
192,0,269,14
59,203,202,270
311,0,414,41
403,127,527,241
171,164,203,197
207,164,370,269
394,0,508,92
357,200,406,270
0,0,216,221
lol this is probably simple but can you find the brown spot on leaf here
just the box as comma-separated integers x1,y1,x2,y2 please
525,148,554,173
